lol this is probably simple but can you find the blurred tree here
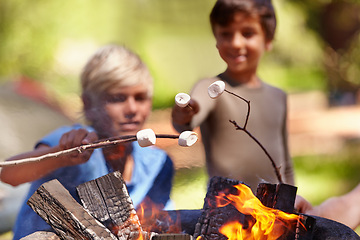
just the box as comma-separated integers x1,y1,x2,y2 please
287,0,360,105
0,0,340,110
0,1,63,81
116,0,223,107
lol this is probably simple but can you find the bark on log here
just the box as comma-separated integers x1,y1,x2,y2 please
27,179,117,240
20,231,61,240
77,171,136,230
76,171,156,240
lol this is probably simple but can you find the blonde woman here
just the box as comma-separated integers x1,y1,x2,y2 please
0,45,174,239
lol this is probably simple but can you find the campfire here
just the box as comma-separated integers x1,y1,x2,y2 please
21,171,360,240
7,82,360,239
17,172,360,240
192,177,313,240
210,184,302,239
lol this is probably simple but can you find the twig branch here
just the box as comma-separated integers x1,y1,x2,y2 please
224,90,283,184
224,89,250,128
229,120,283,183
0,134,180,168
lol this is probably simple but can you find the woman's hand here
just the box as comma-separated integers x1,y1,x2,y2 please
59,129,98,166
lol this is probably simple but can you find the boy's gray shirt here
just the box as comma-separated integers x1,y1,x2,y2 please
174,74,294,192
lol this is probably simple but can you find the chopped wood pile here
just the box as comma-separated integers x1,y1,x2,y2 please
22,172,360,240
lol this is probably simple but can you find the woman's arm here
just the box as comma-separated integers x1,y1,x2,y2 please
0,128,98,186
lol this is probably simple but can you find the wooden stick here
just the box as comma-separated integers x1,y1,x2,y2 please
223,89,283,184
229,120,283,184
0,134,179,168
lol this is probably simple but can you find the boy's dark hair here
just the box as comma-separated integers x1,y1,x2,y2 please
210,0,277,41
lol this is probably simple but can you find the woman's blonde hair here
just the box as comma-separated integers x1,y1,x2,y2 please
81,44,153,99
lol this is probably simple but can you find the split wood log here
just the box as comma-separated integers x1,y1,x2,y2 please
24,174,360,240
256,182,298,213
76,171,156,240
20,231,61,240
27,179,117,240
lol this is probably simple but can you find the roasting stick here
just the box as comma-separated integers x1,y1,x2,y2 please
0,133,181,168
208,80,284,184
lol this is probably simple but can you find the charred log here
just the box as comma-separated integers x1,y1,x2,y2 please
76,171,156,240
256,183,298,213
25,173,360,240
193,176,245,240
27,179,117,240
161,209,360,240
192,176,312,240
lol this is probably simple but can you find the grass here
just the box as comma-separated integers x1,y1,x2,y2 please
171,167,208,210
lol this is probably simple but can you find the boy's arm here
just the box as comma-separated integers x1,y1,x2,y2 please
172,78,217,133
171,99,199,133
0,129,98,186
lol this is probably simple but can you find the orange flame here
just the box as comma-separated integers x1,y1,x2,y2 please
136,197,181,234
216,184,302,240
129,212,144,240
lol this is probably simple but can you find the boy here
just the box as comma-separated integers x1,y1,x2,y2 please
0,44,174,239
172,0,294,191
172,0,360,230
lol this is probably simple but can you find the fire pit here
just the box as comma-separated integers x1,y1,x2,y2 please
22,172,360,240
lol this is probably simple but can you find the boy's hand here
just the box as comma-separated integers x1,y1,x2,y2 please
59,129,98,166
171,99,200,126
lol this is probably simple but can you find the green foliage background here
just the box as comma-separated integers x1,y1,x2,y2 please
0,0,328,110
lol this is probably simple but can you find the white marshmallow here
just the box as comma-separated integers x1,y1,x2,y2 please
178,131,198,147
208,80,225,99
136,129,156,147
175,93,191,108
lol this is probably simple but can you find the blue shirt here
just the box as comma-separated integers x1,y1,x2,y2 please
12,124,174,240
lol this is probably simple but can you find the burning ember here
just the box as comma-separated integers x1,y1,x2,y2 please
25,173,360,240
194,177,309,240
136,198,182,234
212,183,304,240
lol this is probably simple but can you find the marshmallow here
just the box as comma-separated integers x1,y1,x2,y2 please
175,93,191,108
178,131,198,147
136,129,156,147
208,80,225,99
